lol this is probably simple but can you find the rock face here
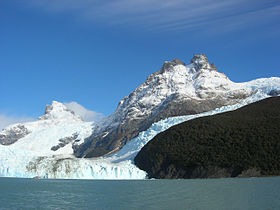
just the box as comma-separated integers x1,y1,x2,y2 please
0,125,30,145
51,133,79,151
134,97,280,179
268,89,280,96
73,54,253,158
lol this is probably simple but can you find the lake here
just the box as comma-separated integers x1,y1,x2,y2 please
0,177,280,209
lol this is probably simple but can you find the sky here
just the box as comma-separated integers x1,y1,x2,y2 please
0,0,279,129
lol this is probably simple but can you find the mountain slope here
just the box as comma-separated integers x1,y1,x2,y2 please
74,54,269,158
134,97,280,179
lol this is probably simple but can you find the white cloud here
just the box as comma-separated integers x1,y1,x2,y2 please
64,101,104,122
0,115,34,130
24,0,280,32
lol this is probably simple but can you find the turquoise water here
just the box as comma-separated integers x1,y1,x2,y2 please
0,177,280,210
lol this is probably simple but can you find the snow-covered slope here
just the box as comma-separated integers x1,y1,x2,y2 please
0,54,279,179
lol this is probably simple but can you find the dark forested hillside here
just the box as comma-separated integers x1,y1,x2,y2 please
134,97,280,179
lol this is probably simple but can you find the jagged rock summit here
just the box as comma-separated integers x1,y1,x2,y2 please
0,101,87,147
191,54,217,71
73,54,254,158
38,101,83,122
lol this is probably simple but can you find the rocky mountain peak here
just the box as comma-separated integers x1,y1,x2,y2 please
44,101,68,114
38,101,83,121
191,54,217,72
160,58,185,72
172,58,186,66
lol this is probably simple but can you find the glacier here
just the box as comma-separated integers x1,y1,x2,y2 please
1,77,279,179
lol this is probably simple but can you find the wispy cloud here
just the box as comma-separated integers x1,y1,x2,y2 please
24,0,280,32
64,101,104,122
152,4,280,33
0,114,34,130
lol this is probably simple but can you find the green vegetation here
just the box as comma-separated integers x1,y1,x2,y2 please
134,97,280,179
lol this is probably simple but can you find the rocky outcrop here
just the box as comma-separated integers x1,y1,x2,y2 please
51,133,79,151
268,89,280,96
134,97,280,179
191,54,217,71
0,125,30,145
73,54,254,158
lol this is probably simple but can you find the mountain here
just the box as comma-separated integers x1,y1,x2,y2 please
134,97,280,179
0,54,279,179
73,54,272,158
0,101,93,155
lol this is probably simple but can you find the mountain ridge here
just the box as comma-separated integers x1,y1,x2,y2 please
73,54,257,158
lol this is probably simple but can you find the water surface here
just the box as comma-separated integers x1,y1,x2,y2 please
0,177,280,209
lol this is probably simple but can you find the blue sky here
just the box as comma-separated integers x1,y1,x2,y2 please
0,0,279,128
